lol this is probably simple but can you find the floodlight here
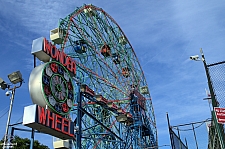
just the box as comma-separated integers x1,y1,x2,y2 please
0,78,8,90
190,55,200,61
0,78,4,84
1,71,23,148
7,71,23,84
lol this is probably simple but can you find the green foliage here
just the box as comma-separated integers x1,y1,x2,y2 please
0,135,50,149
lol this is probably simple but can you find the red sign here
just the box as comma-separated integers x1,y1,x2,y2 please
214,107,225,124
23,105,74,139
43,38,76,75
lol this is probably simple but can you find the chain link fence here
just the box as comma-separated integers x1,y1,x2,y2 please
207,61,225,109
169,119,211,149
207,60,225,148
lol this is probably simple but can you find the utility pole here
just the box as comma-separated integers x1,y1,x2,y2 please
200,48,225,148
3,87,15,149
3,83,22,149
0,71,23,149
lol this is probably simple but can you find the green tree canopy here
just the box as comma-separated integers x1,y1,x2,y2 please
0,135,50,149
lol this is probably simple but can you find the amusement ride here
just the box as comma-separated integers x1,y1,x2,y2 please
30,4,158,149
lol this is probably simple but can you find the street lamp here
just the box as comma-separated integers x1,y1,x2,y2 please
7,71,23,84
190,48,225,148
0,71,23,149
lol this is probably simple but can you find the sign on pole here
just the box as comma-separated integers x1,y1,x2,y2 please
214,107,225,124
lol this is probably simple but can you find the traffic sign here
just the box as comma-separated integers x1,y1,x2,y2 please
214,107,225,124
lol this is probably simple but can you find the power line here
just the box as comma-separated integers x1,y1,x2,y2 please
0,109,9,119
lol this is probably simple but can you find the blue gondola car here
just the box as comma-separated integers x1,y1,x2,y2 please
74,40,87,54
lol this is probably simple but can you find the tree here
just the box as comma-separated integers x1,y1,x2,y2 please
0,135,50,149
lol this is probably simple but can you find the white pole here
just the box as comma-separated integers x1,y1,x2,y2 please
3,87,15,149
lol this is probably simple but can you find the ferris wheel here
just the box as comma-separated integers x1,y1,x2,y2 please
50,4,158,149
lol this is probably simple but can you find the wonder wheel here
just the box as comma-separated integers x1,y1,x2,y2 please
51,4,158,149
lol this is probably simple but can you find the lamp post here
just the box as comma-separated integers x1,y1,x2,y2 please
190,48,225,148
0,71,23,149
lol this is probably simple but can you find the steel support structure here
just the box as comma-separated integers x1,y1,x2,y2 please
200,48,225,148
76,84,82,149
128,93,157,149
74,83,124,149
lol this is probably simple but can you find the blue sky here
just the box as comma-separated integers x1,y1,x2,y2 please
0,0,225,148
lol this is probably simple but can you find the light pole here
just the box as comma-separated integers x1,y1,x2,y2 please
0,71,23,149
190,48,225,148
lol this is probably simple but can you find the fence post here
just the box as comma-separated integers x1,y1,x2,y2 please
191,124,198,149
166,113,174,149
